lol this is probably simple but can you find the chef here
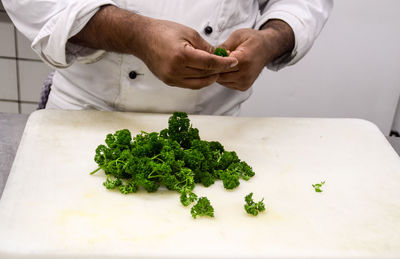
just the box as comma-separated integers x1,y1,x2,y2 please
3,0,333,115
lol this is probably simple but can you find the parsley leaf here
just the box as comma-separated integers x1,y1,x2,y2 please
214,47,228,57
312,181,326,192
244,192,265,216
191,197,215,218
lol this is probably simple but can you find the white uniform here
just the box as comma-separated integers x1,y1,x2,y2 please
3,0,333,115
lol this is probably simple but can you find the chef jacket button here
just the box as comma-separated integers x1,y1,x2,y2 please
128,71,137,79
204,26,213,35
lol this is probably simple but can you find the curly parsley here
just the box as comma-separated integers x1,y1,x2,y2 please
244,192,265,216
312,181,326,192
91,112,256,218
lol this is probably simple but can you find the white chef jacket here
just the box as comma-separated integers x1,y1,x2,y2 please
3,0,333,115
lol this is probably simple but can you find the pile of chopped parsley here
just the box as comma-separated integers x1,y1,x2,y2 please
91,112,263,218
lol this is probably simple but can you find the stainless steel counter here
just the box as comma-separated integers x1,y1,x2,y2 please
0,113,29,197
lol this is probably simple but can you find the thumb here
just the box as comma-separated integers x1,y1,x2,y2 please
219,31,243,54
226,48,245,61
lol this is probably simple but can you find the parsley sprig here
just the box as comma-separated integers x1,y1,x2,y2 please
191,197,214,218
214,47,229,57
244,193,265,216
312,181,325,192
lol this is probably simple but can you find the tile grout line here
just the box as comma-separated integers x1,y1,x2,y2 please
0,56,42,62
13,26,21,114
0,99,37,105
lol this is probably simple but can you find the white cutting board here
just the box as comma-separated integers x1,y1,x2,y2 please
0,110,399,258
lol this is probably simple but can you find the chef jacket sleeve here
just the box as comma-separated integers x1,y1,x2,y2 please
2,0,118,69
256,0,333,71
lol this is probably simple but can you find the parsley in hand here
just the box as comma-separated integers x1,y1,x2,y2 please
244,192,265,216
214,47,228,57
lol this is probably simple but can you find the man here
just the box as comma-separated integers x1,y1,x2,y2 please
3,0,333,115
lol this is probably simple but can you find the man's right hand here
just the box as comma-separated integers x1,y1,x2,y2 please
70,5,238,89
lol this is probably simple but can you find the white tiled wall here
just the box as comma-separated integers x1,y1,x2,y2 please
0,59,17,99
19,60,53,102
0,13,14,57
20,103,39,114
0,10,53,115
17,31,39,60
0,101,18,113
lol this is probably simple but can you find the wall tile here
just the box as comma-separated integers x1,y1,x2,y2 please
0,12,15,57
18,60,52,102
20,103,38,114
17,31,39,60
0,101,18,113
0,59,17,100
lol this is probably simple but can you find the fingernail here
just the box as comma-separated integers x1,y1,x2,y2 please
230,59,238,68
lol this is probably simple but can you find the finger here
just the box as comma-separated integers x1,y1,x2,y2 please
219,31,244,53
173,74,219,90
181,67,221,78
215,65,240,74
217,81,240,91
183,44,238,71
217,71,242,83
188,32,215,54
227,48,247,63
182,66,239,77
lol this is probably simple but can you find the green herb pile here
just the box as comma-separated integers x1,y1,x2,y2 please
91,112,255,218
214,47,229,57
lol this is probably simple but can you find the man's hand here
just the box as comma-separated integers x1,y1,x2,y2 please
135,18,238,89
70,5,238,89
217,20,295,91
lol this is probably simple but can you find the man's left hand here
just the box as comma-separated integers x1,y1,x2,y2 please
217,20,295,91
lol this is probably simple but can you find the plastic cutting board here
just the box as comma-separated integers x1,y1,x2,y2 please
0,110,399,258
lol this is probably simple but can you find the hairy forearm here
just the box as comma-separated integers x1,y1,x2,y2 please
69,5,149,59
70,5,238,89
259,19,295,65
